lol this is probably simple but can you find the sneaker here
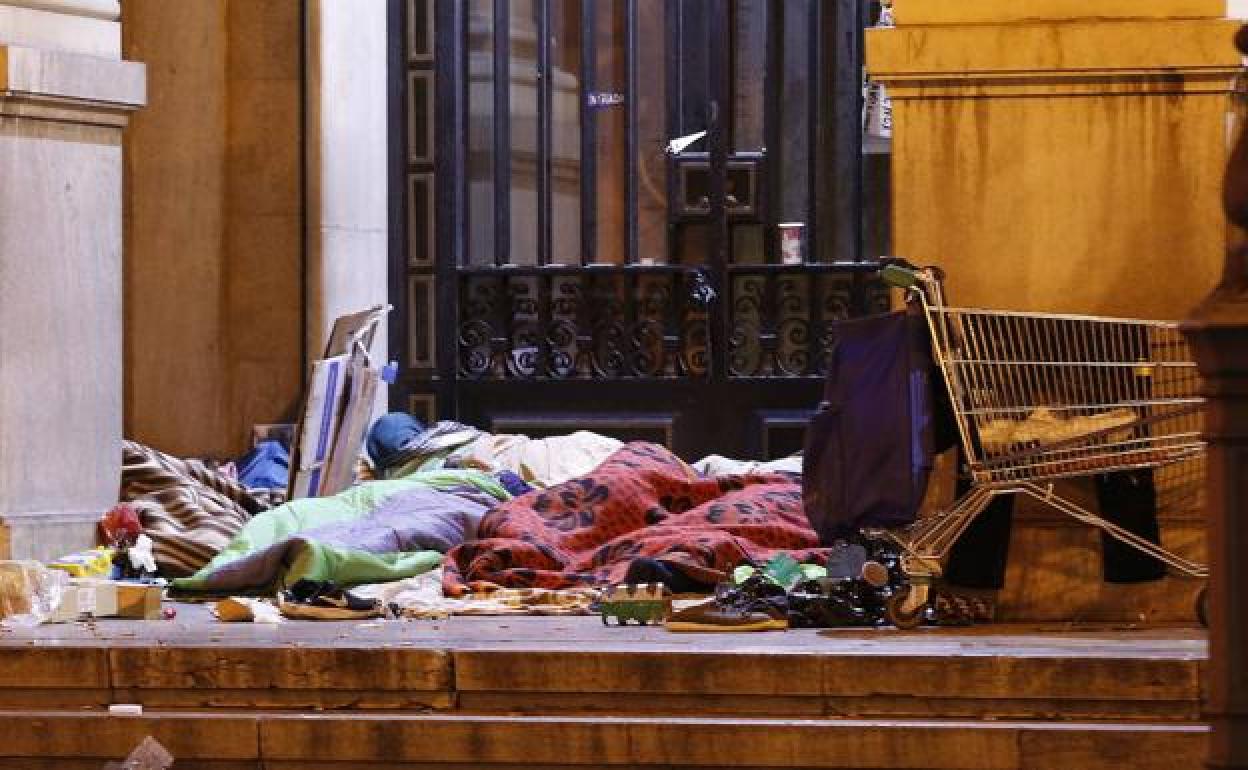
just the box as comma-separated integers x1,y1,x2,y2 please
277,579,382,621
664,600,788,632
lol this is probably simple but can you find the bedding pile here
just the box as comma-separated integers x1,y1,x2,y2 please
442,442,829,596
171,469,508,595
52,422,902,629
120,440,271,577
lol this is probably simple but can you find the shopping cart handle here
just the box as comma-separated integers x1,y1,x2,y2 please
880,264,921,289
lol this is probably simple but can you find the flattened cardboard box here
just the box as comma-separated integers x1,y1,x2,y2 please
288,305,389,500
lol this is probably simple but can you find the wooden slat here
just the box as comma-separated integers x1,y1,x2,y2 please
0,712,259,760
453,650,823,696
258,715,1021,768
456,692,826,717
108,646,451,693
454,647,1198,703
0,758,258,763
0,688,111,710
0,711,1206,769
109,687,451,712
822,654,1200,701
822,695,1200,721
0,646,108,688
460,691,1198,721
1019,723,1208,770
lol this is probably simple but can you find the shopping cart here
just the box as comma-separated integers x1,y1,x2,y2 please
876,263,1208,628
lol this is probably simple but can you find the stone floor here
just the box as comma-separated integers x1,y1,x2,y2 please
0,606,1212,768
0,601,1209,656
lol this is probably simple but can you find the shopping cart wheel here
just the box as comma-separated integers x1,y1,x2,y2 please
886,587,926,630
1196,585,1209,629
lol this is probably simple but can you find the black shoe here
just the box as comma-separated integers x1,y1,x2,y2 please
623,558,715,594
278,579,382,620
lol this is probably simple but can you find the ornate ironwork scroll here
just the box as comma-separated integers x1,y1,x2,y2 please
728,275,764,376
506,276,541,378
459,276,502,379
726,271,867,378
459,270,712,380
547,275,581,379
458,267,880,380
775,274,811,376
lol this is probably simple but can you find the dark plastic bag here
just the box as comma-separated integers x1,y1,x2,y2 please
802,307,956,543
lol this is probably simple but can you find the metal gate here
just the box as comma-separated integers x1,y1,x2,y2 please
392,0,891,460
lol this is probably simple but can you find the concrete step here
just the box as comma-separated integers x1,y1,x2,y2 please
0,710,1209,770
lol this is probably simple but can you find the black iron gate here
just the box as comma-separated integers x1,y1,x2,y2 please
392,0,891,461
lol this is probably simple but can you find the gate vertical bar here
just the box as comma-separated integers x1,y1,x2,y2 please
821,0,865,262
762,0,782,264
492,0,511,265
625,0,639,264
580,0,598,265
538,0,553,267
435,0,466,416
707,0,731,383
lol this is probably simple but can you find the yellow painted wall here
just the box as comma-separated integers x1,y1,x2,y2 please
870,15,1241,319
870,6,1239,620
892,89,1231,318
122,0,303,458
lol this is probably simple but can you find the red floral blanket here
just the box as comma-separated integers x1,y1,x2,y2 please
443,443,830,595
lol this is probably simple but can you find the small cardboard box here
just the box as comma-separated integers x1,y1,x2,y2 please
50,579,159,621
115,583,163,620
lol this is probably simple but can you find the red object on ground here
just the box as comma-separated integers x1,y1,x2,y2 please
100,502,144,546
162,606,177,620
443,442,829,596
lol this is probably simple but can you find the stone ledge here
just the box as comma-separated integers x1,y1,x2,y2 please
0,4,119,59
0,45,144,111
0,0,119,22
895,0,1226,26
867,19,1242,84
0,510,104,561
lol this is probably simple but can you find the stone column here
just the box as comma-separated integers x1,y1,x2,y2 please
0,0,145,559
304,0,390,363
1185,23,1248,769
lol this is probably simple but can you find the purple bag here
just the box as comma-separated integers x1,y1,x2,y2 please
802,307,955,542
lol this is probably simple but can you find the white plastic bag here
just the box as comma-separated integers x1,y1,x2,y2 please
0,560,68,627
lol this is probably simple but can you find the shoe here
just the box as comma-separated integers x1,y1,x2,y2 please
623,558,715,594
664,600,788,632
277,579,382,620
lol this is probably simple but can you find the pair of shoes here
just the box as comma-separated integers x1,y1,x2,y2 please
277,579,382,620
665,599,788,632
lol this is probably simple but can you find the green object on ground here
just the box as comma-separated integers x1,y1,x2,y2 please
733,565,758,584
763,554,804,589
733,556,827,589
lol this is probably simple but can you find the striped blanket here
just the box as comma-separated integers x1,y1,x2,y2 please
121,441,271,577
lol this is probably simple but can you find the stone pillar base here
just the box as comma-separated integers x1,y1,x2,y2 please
0,7,143,565
0,511,106,562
